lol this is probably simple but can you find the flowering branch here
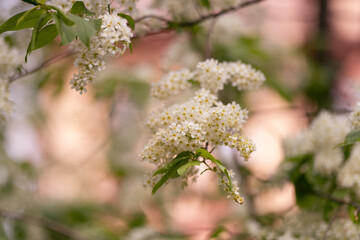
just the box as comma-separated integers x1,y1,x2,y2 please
135,0,265,27
9,50,75,83
0,208,93,240
8,0,265,84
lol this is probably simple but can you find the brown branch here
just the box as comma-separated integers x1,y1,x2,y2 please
136,0,266,37
9,50,75,83
0,208,94,240
314,190,360,210
10,0,265,84
176,0,265,27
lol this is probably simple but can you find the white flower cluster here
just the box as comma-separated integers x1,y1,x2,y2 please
151,69,194,100
338,143,360,196
246,211,360,240
141,58,264,203
283,111,350,175
47,0,109,15
0,37,22,122
118,0,139,16
151,59,265,99
218,169,244,204
350,103,360,129
70,13,133,94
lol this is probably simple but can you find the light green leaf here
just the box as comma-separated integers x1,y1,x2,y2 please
195,148,226,171
53,13,101,46
177,160,201,176
0,9,48,34
117,13,135,30
336,128,360,148
70,1,95,16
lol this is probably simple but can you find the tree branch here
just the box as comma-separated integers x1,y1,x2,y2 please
9,50,75,83
135,0,266,36
314,190,360,210
9,0,265,84
0,208,94,240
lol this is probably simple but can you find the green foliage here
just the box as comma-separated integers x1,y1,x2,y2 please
21,0,46,6
337,128,360,148
27,24,58,52
70,1,96,16
0,8,49,34
199,0,211,9
117,13,135,31
152,149,233,195
53,13,101,47
0,1,103,59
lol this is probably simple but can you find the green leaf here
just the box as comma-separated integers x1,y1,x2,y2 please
21,0,44,6
53,13,101,46
177,160,201,175
336,128,360,148
199,0,211,9
0,8,48,34
349,206,360,224
48,6,75,26
27,24,58,52
195,148,226,171
26,11,48,61
70,1,95,16
129,42,133,54
152,158,190,195
117,13,135,30
153,151,194,176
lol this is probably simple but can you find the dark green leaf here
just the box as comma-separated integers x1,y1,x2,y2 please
27,24,58,52
21,0,41,6
177,160,201,175
0,8,48,34
70,1,96,16
152,157,190,195
153,151,194,176
117,13,135,30
26,11,48,61
199,0,211,9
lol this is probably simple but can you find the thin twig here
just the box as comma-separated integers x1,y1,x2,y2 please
314,190,360,210
9,50,75,83
0,208,94,240
175,0,265,27
136,0,265,37
10,0,265,84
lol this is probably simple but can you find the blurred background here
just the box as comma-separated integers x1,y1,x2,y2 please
1,0,360,239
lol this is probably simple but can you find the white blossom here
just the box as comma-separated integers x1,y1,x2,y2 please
70,13,133,94
338,143,360,196
350,103,360,129
151,69,194,100
283,111,350,176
